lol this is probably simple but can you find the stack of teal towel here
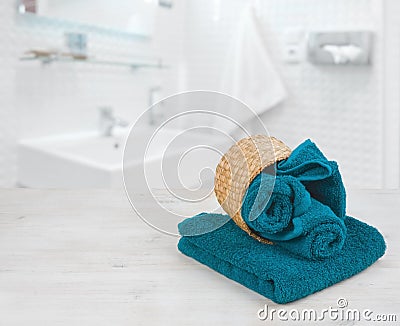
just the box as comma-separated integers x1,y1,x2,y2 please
177,139,386,303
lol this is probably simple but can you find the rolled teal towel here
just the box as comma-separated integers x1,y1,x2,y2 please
241,172,346,259
178,213,386,304
277,139,346,218
242,173,311,234
272,198,346,260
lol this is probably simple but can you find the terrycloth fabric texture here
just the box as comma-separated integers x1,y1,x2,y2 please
241,173,346,259
270,198,346,259
178,213,386,304
277,139,346,218
242,173,311,234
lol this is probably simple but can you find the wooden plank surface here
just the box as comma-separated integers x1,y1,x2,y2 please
0,188,398,325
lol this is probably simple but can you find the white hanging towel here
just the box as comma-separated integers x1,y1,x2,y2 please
221,5,287,116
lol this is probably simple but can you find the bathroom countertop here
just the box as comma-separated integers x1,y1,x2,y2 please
0,188,398,325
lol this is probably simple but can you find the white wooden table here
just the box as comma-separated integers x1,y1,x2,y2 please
0,188,398,325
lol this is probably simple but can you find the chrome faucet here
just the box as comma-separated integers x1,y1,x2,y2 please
98,107,129,137
148,86,162,125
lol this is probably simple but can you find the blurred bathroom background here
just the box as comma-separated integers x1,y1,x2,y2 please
0,0,399,190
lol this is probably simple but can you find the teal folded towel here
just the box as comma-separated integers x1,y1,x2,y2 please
178,213,385,304
241,173,346,260
242,174,311,234
277,139,346,218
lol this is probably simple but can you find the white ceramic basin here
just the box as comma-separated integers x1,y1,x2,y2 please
18,129,126,188
18,127,227,189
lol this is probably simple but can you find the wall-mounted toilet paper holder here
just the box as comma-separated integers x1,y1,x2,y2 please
308,31,372,65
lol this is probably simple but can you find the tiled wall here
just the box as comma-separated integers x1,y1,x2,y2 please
182,0,384,189
0,0,185,187
0,0,392,189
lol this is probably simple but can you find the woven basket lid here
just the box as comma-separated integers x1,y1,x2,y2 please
214,135,291,244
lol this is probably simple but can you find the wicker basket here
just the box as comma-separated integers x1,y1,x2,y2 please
214,135,291,244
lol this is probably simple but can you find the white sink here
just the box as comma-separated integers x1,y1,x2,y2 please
18,127,227,189
18,129,127,188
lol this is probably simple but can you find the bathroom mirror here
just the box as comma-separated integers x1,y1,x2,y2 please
17,0,158,36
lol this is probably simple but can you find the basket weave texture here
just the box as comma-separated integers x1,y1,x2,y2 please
214,135,291,244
